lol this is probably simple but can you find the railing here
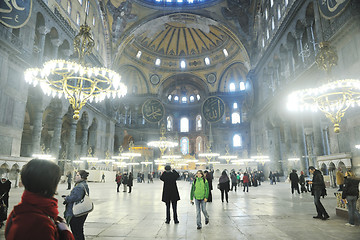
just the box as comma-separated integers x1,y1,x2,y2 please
0,24,23,49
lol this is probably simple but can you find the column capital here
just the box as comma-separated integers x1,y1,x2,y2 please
51,38,63,48
302,18,314,28
37,26,50,35
292,30,304,40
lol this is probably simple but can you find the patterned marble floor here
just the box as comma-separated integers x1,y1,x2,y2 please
1,177,359,239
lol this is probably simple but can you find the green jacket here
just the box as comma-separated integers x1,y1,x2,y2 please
190,177,209,200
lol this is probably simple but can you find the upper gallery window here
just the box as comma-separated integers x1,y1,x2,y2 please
180,137,189,155
180,117,189,132
76,12,81,26
229,83,236,92
240,82,245,91
233,134,242,147
196,115,202,131
78,0,83,5
67,0,71,14
232,112,240,124
167,116,173,131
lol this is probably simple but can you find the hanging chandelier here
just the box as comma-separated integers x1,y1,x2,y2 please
287,42,360,133
24,24,127,120
147,124,178,155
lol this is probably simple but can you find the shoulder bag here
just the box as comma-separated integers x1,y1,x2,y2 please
72,184,94,217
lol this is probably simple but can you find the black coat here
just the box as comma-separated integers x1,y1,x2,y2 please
0,180,11,200
342,177,360,199
127,174,133,187
289,172,299,187
160,170,180,202
219,175,230,192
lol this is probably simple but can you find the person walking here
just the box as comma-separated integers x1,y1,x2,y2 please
190,170,209,229
5,159,74,240
127,172,133,193
336,168,344,191
122,173,128,192
66,171,72,190
230,171,237,192
115,173,122,192
101,173,105,183
218,170,230,203
63,170,90,240
299,171,307,193
204,170,213,202
160,165,180,224
342,170,360,227
289,170,300,194
308,166,329,220
0,176,11,228
243,172,249,192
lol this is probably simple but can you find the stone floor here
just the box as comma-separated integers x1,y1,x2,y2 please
1,179,359,239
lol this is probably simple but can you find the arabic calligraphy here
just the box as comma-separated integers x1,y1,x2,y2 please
202,96,225,123
0,0,32,28
319,0,350,19
142,99,164,123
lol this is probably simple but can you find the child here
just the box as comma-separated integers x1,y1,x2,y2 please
190,170,210,229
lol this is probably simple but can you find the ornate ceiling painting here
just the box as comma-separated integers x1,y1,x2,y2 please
102,1,251,96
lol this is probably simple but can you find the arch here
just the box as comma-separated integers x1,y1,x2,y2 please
0,163,10,175
321,163,328,175
218,62,248,92
231,112,240,124
233,134,242,147
180,117,189,133
118,65,149,94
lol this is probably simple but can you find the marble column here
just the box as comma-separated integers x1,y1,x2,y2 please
313,0,324,43
272,126,283,174
283,122,293,174
286,42,295,76
37,26,50,64
304,18,316,59
67,119,77,161
293,31,305,66
31,107,43,154
51,39,63,59
81,126,88,157
312,113,325,157
51,115,62,159
296,118,308,173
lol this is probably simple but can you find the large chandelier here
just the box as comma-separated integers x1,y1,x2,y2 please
24,24,127,120
287,42,360,133
147,124,178,155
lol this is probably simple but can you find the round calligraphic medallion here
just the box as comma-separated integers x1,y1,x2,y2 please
142,99,164,123
150,74,160,85
202,96,225,123
0,0,33,28
318,0,350,19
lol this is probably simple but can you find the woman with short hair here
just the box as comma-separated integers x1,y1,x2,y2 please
5,159,74,240
63,170,90,240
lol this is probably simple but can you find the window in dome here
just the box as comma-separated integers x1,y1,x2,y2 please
181,96,187,103
223,49,228,57
166,0,171,2
265,9,268,20
78,0,82,5
188,0,194,3
204,57,210,65
167,116,173,131
174,96,179,101
155,58,161,66
92,16,95,26
180,117,189,132
229,83,236,92
196,115,202,131
285,0,288,6
271,17,275,30
270,0,273,7
136,51,142,59
177,0,183,2
240,81,245,91
266,28,270,39
180,60,186,69
197,94,200,101
233,134,242,147
67,1,71,14
262,38,265,47
76,12,81,26
168,95,172,101
189,96,194,102
180,137,189,155
85,0,90,15
233,102,238,109
232,112,240,124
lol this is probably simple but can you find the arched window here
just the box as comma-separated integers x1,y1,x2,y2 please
180,117,189,132
85,0,90,14
180,137,189,155
76,12,81,26
233,134,241,147
196,115,202,131
78,0,83,5
167,116,173,131
229,83,236,92
196,136,202,153
232,112,240,124
181,96,187,103
239,82,245,91
67,0,71,14
233,102,238,109
277,5,281,19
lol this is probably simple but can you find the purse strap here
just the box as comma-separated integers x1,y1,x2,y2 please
79,183,89,197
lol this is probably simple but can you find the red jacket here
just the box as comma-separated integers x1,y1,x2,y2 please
5,190,74,240
243,175,249,183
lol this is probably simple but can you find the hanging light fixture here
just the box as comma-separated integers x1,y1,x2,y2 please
24,24,127,120
287,42,360,133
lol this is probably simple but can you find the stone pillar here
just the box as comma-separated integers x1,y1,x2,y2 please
272,126,283,174
312,113,325,157
51,39,63,59
67,119,77,161
31,107,43,154
51,115,62,159
296,118,308,173
304,18,316,59
283,122,293,174
313,0,324,43
81,126,88,157
286,42,295,76
293,31,305,65
37,26,50,64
